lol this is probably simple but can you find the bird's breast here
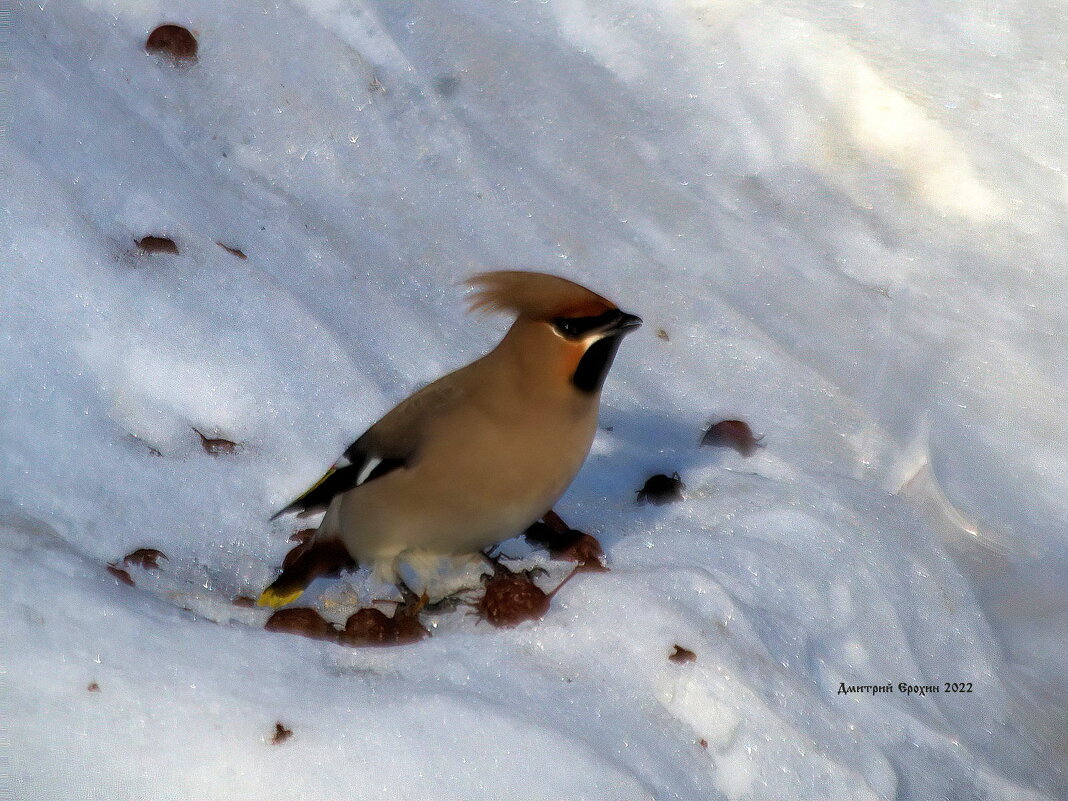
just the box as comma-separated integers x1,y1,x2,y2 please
336,388,601,560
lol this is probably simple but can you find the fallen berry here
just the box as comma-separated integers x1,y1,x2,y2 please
270,722,293,745
669,645,697,663
136,235,179,254
701,419,760,456
145,25,198,62
636,472,685,505
122,548,167,571
264,608,338,642
106,564,135,586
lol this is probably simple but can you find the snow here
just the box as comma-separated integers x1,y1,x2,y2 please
2,1,1066,799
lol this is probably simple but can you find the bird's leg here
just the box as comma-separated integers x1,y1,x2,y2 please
413,590,430,614
395,579,420,606
481,546,508,574
393,580,431,615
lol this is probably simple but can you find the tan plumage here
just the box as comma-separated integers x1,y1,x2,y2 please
259,270,641,607
465,270,614,319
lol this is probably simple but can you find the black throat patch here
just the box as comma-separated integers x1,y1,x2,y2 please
572,335,624,394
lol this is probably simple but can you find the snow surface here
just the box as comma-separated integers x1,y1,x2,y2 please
2,1,1066,799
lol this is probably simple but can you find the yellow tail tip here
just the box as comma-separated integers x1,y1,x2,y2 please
257,586,304,609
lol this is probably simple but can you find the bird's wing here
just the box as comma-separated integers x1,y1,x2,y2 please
270,374,468,519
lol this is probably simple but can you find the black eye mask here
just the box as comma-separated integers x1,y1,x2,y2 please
552,309,623,339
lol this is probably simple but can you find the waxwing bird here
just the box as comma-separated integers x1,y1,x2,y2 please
259,270,641,607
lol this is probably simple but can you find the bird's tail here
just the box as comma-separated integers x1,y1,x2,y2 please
257,538,355,609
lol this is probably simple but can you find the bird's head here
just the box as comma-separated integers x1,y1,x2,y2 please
466,270,642,395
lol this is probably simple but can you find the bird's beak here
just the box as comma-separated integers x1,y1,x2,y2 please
611,312,643,335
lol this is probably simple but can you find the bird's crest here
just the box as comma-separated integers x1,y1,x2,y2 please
465,270,615,320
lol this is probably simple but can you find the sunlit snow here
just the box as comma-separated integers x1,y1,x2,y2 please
2,1,1065,799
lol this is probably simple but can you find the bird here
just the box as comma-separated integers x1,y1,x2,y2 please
258,270,642,608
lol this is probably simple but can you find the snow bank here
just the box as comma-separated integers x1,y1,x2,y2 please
2,1,1065,799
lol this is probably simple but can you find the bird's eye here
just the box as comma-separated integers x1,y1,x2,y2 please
553,309,625,339
553,318,581,338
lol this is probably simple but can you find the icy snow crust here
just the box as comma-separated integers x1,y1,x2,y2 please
2,1,1066,799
